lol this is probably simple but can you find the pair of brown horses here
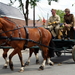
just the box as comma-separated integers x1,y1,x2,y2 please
0,31,39,69
0,17,54,72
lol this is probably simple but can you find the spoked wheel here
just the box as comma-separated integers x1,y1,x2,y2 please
72,46,75,61
55,51,62,57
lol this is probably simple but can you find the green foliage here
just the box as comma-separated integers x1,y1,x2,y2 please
9,0,17,5
9,0,58,7
29,0,40,7
48,0,58,1
72,3,75,6
56,10,65,23
48,0,58,5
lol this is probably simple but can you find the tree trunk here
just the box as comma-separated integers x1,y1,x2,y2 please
24,0,29,26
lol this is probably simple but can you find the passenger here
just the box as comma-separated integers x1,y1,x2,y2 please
48,9,60,38
63,8,75,40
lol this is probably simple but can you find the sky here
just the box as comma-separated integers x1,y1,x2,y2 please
0,0,75,20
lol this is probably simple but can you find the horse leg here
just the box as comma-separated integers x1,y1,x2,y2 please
47,39,54,65
9,48,24,72
18,51,25,72
47,57,54,65
9,50,17,71
34,48,39,64
47,49,54,66
25,48,33,66
39,48,48,70
2,49,9,69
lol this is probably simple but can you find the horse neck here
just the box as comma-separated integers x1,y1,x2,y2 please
3,18,15,29
1,18,16,36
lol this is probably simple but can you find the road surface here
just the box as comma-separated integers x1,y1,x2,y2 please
0,49,75,75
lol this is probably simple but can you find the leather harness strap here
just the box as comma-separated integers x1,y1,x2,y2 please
23,26,29,49
23,27,42,50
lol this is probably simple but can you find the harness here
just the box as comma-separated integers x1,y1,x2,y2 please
23,27,29,49
0,17,53,49
23,26,42,49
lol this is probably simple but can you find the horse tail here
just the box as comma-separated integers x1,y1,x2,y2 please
48,39,55,58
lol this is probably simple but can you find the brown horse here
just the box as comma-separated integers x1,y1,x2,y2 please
0,30,10,68
0,30,39,68
0,17,54,72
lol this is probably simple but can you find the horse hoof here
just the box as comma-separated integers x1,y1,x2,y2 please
18,67,25,72
36,60,39,64
18,69,24,72
49,62,54,66
39,66,44,70
9,63,14,71
10,67,14,71
24,62,29,66
3,66,7,69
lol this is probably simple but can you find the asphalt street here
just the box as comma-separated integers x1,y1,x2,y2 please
0,49,75,75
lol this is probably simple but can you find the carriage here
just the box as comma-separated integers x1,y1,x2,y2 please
0,2,75,72
44,22,75,59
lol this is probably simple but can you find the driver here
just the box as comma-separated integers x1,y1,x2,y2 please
48,9,60,38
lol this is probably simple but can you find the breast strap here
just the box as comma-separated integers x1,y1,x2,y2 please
23,26,29,49
23,27,42,50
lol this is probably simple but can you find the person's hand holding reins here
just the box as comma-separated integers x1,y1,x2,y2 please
64,23,68,27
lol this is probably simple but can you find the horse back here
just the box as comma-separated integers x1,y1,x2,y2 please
28,27,52,46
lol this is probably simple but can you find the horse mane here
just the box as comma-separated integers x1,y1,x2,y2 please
2,17,16,26
3,16,9,19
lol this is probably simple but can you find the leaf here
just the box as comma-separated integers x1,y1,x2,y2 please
48,1,51,5
72,4,74,6
10,0,13,3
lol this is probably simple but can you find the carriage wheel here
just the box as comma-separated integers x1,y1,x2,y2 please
55,51,62,57
72,46,75,61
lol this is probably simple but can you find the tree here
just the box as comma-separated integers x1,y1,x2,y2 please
56,10,65,23
72,3,75,6
48,0,58,5
9,0,58,26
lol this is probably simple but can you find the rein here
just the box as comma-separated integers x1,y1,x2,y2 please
0,26,43,35
9,37,53,49
0,26,53,49
0,17,53,49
